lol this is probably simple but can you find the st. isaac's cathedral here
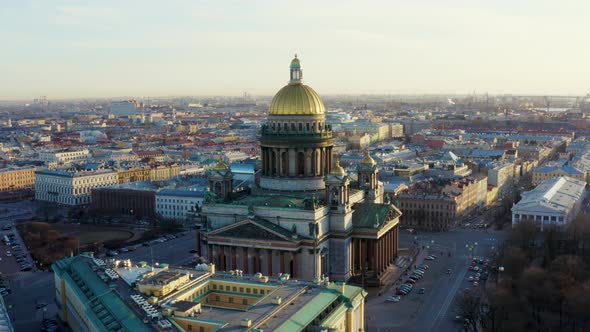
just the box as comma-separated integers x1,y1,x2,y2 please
199,56,401,284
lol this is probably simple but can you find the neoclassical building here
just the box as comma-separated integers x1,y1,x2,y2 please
200,56,401,284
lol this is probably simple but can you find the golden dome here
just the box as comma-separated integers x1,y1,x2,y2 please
330,160,346,176
269,84,325,115
214,156,229,170
268,55,325,116
361,150,376,165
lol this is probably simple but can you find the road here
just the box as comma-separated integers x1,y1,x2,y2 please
111,229,198,266
365,227,506,332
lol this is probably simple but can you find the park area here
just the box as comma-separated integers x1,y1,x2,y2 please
18,221,141,267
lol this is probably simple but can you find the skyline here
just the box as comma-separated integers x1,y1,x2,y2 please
2,0,590,100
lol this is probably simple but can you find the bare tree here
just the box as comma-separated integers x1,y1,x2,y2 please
455,289,482,332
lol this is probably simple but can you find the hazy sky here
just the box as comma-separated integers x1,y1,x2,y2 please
1,0,590,100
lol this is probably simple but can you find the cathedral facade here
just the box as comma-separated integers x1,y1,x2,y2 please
199,56,401,283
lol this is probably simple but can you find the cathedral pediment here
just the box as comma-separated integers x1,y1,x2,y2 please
208,218,301,242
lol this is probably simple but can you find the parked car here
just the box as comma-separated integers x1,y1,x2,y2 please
386,295,401,302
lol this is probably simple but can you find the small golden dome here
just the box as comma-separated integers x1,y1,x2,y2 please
290,54,300,67
330,160,346,176
214,156,229,170
361,150,376,165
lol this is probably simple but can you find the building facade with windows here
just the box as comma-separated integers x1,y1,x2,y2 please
0,166,36,192
396,176,487,231
156,187,204,221
532,165,586,186
35,169,118,205
38,149,90,167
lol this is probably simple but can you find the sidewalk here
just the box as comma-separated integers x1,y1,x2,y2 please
367,247,429,298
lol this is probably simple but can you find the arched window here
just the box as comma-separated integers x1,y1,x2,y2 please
297,152,305,176
331,188,339,205
284,123,288,131
299,123,303,131
306,123,310,131
291,123,296,131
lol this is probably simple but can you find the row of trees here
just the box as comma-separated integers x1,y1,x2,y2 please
457,215,590,331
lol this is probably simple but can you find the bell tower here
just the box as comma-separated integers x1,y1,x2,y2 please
325,160,351,213
207,156,233,202
358,150,383,203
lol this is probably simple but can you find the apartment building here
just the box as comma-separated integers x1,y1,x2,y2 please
532,165,586,186
396,176,487,231
155,187,204,221
0,166,36,192
35,169,118,205
38,149,90,167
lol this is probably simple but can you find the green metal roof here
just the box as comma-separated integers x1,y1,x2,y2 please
352,203,399,229
275,289,339,332
53,256,151,332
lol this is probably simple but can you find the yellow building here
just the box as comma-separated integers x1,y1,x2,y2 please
117,166,152,184
137,270,191,297
0,166,36,192
53,254,366,332
486,185,499,206
149,164,180,181
397,176,488,231
442,175,488,214
532,166,586,186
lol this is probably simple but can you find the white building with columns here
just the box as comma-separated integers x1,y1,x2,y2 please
35,169,118,205
512,176,587,230
38,149,90,167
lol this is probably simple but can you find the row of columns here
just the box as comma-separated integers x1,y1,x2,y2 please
207,244,297,278
261,146,333,177
352,227,398,275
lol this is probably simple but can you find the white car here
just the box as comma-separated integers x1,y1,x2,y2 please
387,295,401,302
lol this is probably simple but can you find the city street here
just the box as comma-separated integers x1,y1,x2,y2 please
111,229,198,267
366,227,506,332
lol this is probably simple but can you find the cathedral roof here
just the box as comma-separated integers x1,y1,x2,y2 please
352,203,401,230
